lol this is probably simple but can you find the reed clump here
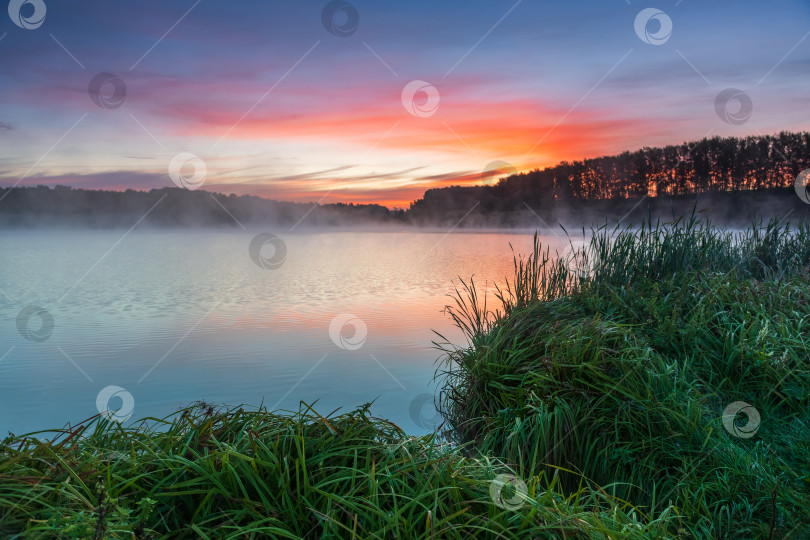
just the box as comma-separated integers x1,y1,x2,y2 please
438,217,810,539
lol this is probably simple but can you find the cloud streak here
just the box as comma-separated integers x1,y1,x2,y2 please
1,0,809,205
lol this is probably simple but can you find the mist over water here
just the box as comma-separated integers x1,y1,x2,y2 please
0,229,566,436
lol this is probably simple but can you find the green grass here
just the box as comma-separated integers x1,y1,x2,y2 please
437,216,810,539
0,403,668,538
2,217,808,538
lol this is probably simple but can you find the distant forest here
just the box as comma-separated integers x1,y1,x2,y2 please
2,132,809,229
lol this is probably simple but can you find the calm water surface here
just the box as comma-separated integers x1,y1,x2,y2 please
0,230,566,436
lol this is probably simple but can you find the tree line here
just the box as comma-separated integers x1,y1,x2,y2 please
409,132,810,224
1,132,808,228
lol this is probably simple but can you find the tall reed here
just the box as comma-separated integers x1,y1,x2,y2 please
438,217,810,538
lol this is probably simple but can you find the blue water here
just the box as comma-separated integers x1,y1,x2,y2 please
0,229,561,436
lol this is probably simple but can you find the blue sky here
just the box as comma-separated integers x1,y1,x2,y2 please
1,0,809,206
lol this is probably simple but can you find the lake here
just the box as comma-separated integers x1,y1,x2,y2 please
0,229,567,436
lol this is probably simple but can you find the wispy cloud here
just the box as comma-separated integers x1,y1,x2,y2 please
1,0,808,204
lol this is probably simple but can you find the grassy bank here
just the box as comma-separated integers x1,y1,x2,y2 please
0,404,667,538
2,218,808,538
438,217,810,538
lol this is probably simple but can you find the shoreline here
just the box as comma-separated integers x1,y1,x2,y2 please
2,218,809,538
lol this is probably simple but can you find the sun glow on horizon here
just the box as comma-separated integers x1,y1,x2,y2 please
2,1,808,205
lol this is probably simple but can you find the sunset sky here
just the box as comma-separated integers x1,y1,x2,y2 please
2,0,809,208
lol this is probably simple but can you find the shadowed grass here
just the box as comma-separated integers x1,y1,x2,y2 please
1,402,675,538
437,217,810,539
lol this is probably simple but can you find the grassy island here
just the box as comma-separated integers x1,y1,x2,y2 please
2,218,809,538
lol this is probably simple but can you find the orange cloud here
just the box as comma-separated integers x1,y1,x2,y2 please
146,84,668,205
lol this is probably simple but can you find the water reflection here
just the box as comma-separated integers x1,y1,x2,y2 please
0,229,567,435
